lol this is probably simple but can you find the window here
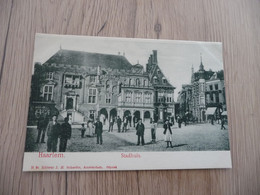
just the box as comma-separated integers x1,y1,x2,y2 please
106,80,110,89
166,93,172,103
163,77,167,84
90,76,96,83
112,86,117,93
210,93,213,101
209,85,213,90
215,84,218,90
143,79,147,86
125,91,132,102
43,85,53,101
46,72,53,80
106,94,111,104
153,76,158,84
74,78,80,87
65,76,73,84
136,78,140,86
200,96,205,106
144,93,152,103
135,92,142,102
88,88,97,103
157,69,161,74
129,79,132,86
158,92,164,102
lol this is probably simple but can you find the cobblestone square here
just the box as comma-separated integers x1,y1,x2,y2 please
27,122,229,152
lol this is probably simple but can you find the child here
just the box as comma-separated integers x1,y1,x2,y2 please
80,123,86,138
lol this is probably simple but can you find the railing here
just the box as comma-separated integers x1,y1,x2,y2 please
118,101,153,107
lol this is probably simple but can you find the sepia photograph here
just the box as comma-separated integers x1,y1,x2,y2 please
23,34,231,171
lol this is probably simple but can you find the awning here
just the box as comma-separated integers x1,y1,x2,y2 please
205,107,217,115
221,111,228,116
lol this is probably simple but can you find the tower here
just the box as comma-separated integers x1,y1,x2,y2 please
191,65,194,83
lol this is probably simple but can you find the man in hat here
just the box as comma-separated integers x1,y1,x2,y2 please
59,117,72,152
136,119,145,146
94,117,103,145
46,115,60,152
117,116,122,133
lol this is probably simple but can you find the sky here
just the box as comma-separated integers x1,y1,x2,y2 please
34,33,224,101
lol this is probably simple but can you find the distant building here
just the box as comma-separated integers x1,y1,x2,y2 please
177,84,192,117
177,55,226,122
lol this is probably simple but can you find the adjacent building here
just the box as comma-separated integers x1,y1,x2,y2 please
146,50,175,122
177,56,226,122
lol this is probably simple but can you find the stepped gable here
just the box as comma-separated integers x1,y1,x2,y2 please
44,49,133,70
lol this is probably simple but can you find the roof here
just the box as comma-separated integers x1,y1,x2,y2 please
44,49,133,70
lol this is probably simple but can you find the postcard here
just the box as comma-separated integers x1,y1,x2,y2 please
23,34,232,171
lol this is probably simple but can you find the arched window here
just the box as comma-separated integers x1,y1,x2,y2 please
106,80,110,88
129,78,132,86
136,78,140,86
143,79,147,86
119,83,122,93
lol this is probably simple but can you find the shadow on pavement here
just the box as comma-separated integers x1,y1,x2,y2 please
172,144,188,148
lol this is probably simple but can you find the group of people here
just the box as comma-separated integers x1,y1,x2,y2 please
36,113,178,152
108,115,143,133
36,115,72,152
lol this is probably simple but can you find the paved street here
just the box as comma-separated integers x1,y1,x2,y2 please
26,122,230,152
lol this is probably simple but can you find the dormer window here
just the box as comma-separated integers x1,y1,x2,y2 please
157,69,161,74
162,77,167,84
153,76,158,84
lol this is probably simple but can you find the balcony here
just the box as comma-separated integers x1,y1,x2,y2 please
118,101,153,108
121,84,153,89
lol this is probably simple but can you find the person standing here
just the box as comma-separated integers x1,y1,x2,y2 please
163,119,173,148
170,116,175,125
122,116,128,132
150,120,157,143
95,117,103,145
46,115,60,152
136,119,145,146
211,116,214,125
117,116,122,132
36,116,48,143
221,118,226,130
87,119,94,137
128,114,132,127
177,116,182,128
80,123,86,138
109,117,114,132
59,117,72,152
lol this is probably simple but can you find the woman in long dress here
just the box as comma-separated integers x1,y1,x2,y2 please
150,120,157,143
163,119,173,148
87,120,94,137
